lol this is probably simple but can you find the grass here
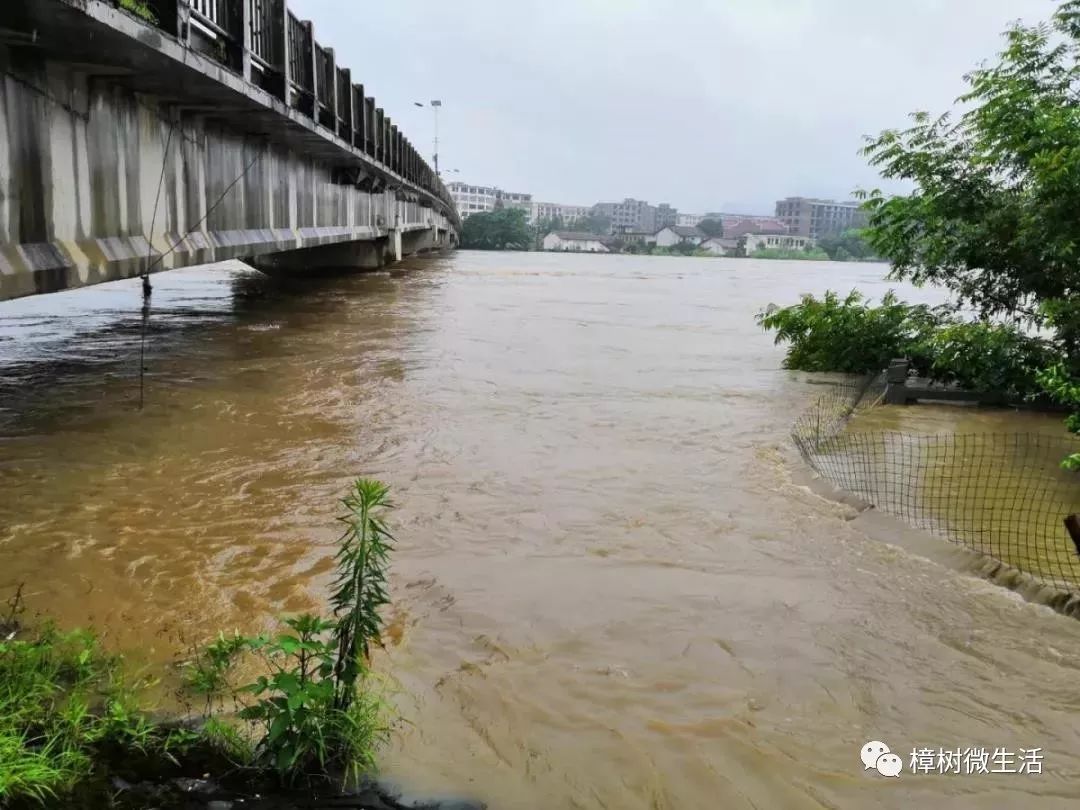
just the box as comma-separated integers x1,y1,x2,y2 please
0,478,397,805
118,0,159,24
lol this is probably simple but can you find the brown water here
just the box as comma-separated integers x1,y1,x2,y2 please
2,253,1080,809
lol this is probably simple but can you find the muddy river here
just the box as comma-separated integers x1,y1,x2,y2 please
1,253,1079,808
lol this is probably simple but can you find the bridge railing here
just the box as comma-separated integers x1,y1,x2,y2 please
135,0,457,220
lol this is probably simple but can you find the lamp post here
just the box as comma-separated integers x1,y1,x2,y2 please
413,99,442,177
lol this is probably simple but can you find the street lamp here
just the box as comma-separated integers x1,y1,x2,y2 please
413,99,442,177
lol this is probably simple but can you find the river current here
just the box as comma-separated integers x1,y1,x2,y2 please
1,252,1079,808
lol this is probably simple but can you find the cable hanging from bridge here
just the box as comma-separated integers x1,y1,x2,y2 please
135,140,263,411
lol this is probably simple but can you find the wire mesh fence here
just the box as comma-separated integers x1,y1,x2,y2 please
793,375,1080,592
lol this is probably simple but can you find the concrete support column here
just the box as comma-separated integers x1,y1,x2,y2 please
390,228,402,262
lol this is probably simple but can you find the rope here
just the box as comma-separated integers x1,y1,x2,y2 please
138,117,176,409
134,147,262,409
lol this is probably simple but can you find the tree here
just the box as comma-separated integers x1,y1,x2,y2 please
566,213,612,235
862,0,1080,356
461,208,532,250
860,0,1080,466
817,229,873,262
534,216,563,237
698,218,724,238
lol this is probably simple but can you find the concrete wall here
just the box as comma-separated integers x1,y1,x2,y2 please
0,51,453,301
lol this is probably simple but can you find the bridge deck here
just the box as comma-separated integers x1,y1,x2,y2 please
0,0,458,300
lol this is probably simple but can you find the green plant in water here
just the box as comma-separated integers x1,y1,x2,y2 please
331,478,394,711
185,478,395,787
757,290,942,374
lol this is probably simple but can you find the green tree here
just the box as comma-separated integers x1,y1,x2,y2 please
461,208,532,250
566,213,612,235
860,0,1080,465
698,218,724,238
817,229,874,262
862,0,1080,353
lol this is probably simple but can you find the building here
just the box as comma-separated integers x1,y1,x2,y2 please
617,231,654,246
744,233,814,253
530,201,592,226
542,231,610,252
775,197,868,239
499,190,533,215
654,203,678,229
654,225,705,248
447,182,533,219
700,237,739,256
677,213,704,228
721,215,788,239
594,198,657,233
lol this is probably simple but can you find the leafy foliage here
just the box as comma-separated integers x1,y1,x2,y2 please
460,208,532,250
0,620,188,804
912,321,1059,395
758,290,941,374
862,1,1080,347
860,0,1080,457
565,213,612,236
183,478,394,787
816,229,877,262
697,218,724,238
759,291,1061,396
1038,364,1080,470
331,479,393,712
118,0,158,23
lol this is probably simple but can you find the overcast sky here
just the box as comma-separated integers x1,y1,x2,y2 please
290,0,1052,215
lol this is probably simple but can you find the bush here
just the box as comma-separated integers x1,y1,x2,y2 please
759,290,1063,399
757,290,941,373
913,322,1058,395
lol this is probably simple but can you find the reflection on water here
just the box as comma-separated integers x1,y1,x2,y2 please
3,253,1080,809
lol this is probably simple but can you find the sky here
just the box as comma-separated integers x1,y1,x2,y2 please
289,0,1053,215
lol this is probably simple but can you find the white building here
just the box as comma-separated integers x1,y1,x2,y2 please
744,233,814,252
701,237,739,256
530,201,592,225
677,213,704,228
653,225,705,248
542,231,610,252
447,182,532,219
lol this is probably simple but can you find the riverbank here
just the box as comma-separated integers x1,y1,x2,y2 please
0,480,490,809
4,255,1080,808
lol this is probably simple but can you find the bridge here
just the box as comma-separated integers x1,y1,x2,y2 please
0,0,459,302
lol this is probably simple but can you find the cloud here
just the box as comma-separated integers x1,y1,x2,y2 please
288,0,1051,213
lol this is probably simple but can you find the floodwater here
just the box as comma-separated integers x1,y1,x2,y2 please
2,253,1080,809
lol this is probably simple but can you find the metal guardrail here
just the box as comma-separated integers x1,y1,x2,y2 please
132,0,455,219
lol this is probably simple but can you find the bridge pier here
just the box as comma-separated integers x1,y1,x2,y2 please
252,236,390,273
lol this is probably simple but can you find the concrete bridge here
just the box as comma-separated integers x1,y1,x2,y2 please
0,0,459,302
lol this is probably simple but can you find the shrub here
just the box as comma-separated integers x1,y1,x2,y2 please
757,290,942,374
913,322,1059,395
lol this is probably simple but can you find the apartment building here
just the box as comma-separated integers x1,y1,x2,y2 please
775,197,868,239
530,201,592,225
594,198,657,233
447,182,533,219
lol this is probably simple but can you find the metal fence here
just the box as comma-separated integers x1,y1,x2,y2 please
126,0,458,220
793,376,1080,592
